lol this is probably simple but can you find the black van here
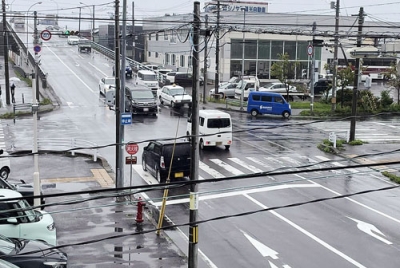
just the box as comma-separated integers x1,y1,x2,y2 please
313,79,332,95
142,140,191,183
169,72,204,87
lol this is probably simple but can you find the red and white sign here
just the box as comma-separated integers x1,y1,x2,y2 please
125,143,139,155
307,45,313,56
40,30,52,41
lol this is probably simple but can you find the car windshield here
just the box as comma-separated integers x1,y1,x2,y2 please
228,77,238,83
104,78,115,85
16,200,37,222
142,74,157,81
170,88,186,96
207,118,231,128
0,235,15,255
130,90,154,99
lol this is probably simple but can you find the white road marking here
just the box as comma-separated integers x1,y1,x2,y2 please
246,156,272,170
264,156,285,165
347,217,392,245
241,230,278,259
88,61,108,77
199,161,224,178
209,159,244,176
46,46,94,93
315,155,358,173
228,157,263,173
244,193,367,268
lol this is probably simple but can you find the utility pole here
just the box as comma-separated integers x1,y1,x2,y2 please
132,1,135,60
33,10,40,208
331,0,340,112
92,5,95,42
310,22,316,114
350,7,364,141
214,1,220,95
239,8,246,111
78,7,81,35
189,2,200,267
115,0,122,189
2,0,10,105
203,14,208,104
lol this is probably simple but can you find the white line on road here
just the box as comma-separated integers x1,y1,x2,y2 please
199,161,225,178
209,159,245,176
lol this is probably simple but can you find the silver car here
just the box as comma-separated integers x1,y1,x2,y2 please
209,83,238,98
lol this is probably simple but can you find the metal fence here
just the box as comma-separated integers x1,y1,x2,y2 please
37,138,98,161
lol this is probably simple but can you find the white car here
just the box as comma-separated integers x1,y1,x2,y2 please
159,85,192,108
99,77,116,95
0,150,10,180
259,82,297,93
0,189,57,246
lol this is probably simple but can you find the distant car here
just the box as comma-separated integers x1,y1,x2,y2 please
98,77,116,95
219,77,240,87
159,85,192,109
0,234,67,268
142,140,191,183
209,83,237,98
125,86,158,116
165,72,177,84
166,72,204,87
112,62,133,78
0,177,45,209
259,82,297,93
0,189,57,246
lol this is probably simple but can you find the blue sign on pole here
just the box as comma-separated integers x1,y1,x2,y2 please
33,45,41,53
121,113,132,125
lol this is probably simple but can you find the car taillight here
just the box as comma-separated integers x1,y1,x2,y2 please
160,156,165,168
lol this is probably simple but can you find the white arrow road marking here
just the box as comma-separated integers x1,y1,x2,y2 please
347,217,393,245
241,230,279,259
268,261,292,268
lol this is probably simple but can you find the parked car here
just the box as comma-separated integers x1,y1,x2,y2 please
259,82,297,93
98,77,116,95
0,259,19,268
0,178,45,209
125,86,158,116
0,234,67,268
0,149,10,180
209,83,237,98
311,78,332,95
219,77,240,87
0,189,57,246
165,72,177,84
247,91,291,118
166,72,204,87
234,80,258,101
159,85,192,108
142,140,191,183
112,61,133,78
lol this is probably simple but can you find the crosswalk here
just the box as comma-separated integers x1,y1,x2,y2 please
311,120,400,143
134,152,382,185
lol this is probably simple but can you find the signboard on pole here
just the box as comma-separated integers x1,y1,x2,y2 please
307,45,313,56
33,45,41,53
121,113,132,125
40,30,52,41
125,143,139,155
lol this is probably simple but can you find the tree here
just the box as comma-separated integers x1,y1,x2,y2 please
383,62,400,104
270,53,299,101
336,63,355,107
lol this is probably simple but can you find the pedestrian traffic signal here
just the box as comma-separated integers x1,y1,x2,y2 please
64,30,70,35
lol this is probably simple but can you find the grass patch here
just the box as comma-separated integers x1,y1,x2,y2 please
290,101,330,110
382,171,400,184
40,98,52,105
348,139,365,145
317,139,346,154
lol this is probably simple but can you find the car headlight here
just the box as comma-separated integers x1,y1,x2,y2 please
47,222,55,231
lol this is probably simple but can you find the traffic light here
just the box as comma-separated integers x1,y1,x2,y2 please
64,30,70,36
63,30,79,36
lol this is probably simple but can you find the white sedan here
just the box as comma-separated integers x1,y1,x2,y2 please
99,77,116,95
159,85,192,108
259,82,297,93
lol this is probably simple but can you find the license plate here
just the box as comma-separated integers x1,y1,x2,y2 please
216,142,222,145
143,108,149,111
175,172,184,178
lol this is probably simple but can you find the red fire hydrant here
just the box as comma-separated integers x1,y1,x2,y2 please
136,197,145,223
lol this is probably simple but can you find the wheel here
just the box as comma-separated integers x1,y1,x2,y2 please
219,93,225,99
155,167,165,183
0,167,10,180
251,109,258,117
142,158,147,171
159,96,164,105
225,145,230,150
199,139,204,150
282,111,290,119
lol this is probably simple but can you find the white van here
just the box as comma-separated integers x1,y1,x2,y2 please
136,70,160,95
234,78,260,101
187,110,232,150
67,35,79,45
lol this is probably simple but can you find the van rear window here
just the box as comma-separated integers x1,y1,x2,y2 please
207,118,231,128
163,143,191,156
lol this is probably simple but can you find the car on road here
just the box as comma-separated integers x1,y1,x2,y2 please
112,61,133,78
209,83,237,98
165,72,204,87
125,86,158,116
0,234,67,268
98,77,116,95
247,91,291,118
0,178,45,209
258,82,297,93
234,80,258,101
159,84,192,109
0,150,10,180
142,140,191,183
0,189,57,246
219,77,240,87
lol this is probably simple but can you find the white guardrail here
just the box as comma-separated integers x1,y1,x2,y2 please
37,138,98,161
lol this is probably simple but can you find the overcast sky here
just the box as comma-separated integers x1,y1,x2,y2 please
11,0,400,30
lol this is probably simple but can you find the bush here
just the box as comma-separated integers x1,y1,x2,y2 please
380,89,394,108
382,171,400,184
348,139,364,145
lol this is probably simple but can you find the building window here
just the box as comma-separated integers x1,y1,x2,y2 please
172,54,176,66
188,56,192,68
164,31,169,40
149,33,151,40
271,41,283,59
284,41,296,60
180,55,185,67
148,51,151,57
156,33,159,41
155,52,159,58
165,53,170,65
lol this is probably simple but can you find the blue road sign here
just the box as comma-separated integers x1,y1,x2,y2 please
33,45,41,53
121,113,132,125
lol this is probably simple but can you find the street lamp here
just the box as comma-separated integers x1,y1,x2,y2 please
80,2,94,41
26,1,42,64
240,8,246,111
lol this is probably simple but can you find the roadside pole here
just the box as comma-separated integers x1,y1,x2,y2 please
203,14,208,104
214,1,220,95
2,0,11,105
188,2,200,267
331,0,340,112
310,22,316,114
33,11,40,208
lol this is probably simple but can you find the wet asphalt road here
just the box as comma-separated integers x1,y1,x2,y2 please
3,32,400,267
